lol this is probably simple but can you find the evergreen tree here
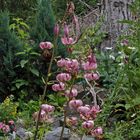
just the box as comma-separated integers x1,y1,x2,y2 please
0,0,37,19
31,0,55,43
31,0,67,57
0,12,22,100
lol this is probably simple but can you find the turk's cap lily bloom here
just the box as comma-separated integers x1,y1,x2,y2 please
82,120,94,129
91,127,103,136
82,53,97,70
84,73,99,81
87,53,97,63
1,124,10,133
77,105,91,115
39,41,53,50
89,105,101,119
57,58,79,73
41,104,55,113
69,99,83,109
82,62,97,71
61,36,77,45
52,82,65,91
82,61,97,71
65,88,78,98
65,59,79,72
61,24,78,46
66,59,79,68
90,105,101,114
57,58,66,67
56,73,71,82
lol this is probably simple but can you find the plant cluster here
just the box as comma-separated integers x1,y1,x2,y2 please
0,97,17,137
95,0,140,139
33,1,103,139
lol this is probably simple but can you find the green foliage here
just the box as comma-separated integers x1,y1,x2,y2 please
48,93,66,116
9,17,44,101
0,96,18,122
10,18,30,40
0,0,37,19
95,0,140,139
0,12,23,100
31,0,55,43
18,100,39,119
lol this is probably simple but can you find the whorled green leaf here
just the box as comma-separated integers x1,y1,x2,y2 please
30,68,39,77
20,60,28,68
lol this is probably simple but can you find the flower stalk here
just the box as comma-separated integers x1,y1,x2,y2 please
34,41,56,140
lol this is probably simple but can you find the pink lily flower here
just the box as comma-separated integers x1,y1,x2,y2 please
41,104,55,113
91,127,103,136
69,99,83,109
82,120,94,129
39,41,53,50
65,88,78,98
84,73,99,81
56,73,71,82
52,82,65,91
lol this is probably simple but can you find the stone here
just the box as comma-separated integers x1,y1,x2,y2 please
16,128,26,139
69,133,81,140
16,127,33,140
45,127,70,140
82,135,95,140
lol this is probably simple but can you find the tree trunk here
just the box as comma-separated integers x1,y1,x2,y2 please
100,0,134,48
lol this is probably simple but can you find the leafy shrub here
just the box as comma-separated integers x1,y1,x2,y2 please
0,96,18,122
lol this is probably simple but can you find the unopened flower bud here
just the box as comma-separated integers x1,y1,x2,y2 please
68,1,75,13
54,24,60,37
64,24,69,37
